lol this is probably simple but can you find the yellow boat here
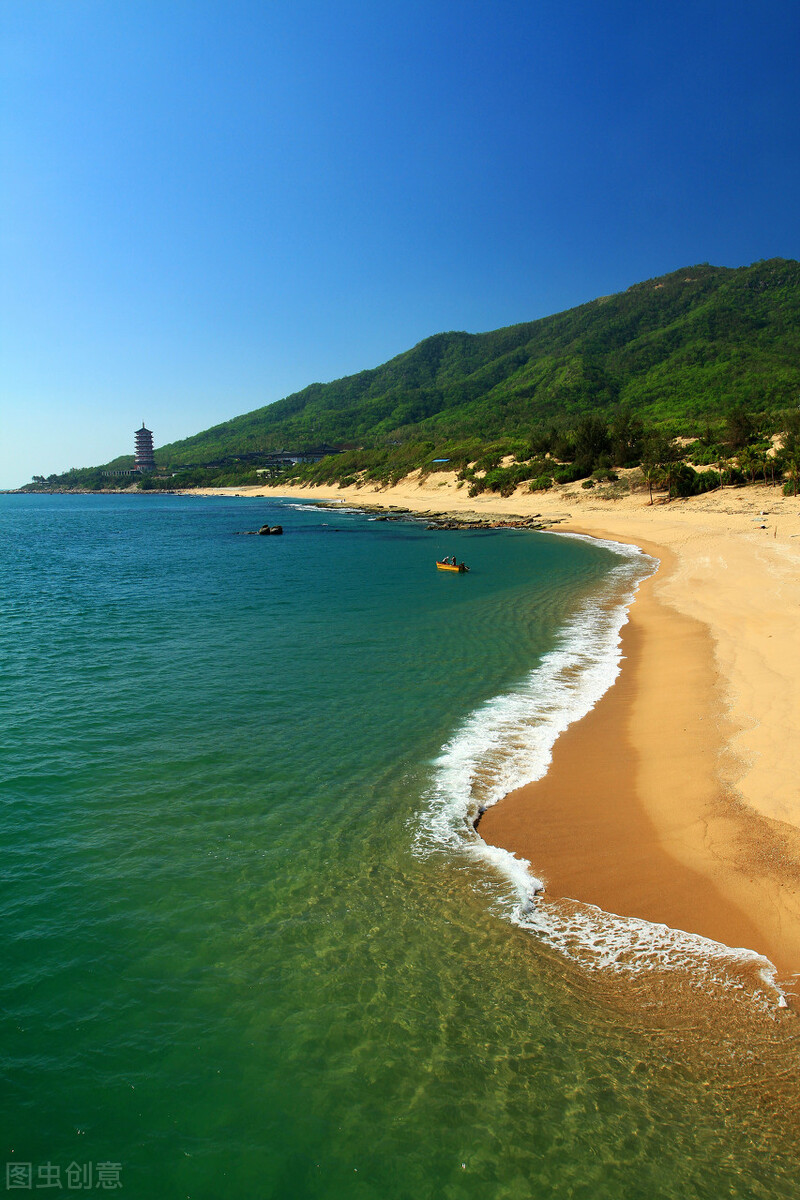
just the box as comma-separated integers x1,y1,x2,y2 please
436,560,469,573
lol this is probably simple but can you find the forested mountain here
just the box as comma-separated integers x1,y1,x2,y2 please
27,258,800,493
145,257,800,467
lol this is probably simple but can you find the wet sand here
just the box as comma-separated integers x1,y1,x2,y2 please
191,478,800,984
480,537,800,981
478,576,790,975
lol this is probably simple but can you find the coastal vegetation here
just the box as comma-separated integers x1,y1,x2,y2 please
23,258,800,499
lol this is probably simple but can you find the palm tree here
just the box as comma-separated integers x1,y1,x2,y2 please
737,446,762,486
641,460,662,505
786,449,800,496
641,433,676,503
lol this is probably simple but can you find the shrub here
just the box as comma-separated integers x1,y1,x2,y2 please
669,464,722,498
473,450,503,472
691,442,724,466
695,468,721,494
553,463,587,484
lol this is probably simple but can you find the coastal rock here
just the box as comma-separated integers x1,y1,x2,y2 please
270,525,283,535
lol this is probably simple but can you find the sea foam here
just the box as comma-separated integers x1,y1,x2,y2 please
418,534,654,846
415,533,786,1007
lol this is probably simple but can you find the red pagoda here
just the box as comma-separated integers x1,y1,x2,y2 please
134,423,155,472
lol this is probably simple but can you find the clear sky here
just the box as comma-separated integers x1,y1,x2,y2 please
2,0,799,488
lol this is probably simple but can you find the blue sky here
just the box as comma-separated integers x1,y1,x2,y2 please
2,0,799,487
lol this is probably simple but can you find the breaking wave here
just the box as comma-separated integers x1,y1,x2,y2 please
415,533,787,1008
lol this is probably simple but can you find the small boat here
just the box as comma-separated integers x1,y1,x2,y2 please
436,560,469,573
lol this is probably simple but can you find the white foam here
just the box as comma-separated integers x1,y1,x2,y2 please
414,533,787,1008
278,501,354,513
418,536,653,843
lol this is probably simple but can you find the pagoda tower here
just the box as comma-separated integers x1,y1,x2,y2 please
134,423,155,472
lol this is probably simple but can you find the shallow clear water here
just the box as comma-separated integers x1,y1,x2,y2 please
1,494,798,1199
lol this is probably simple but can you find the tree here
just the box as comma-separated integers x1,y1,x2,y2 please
641,433,679,503
552,432,575,462
610,410,644,467
768,450,784,486
725,406,755,450
737,445,766,486
670,463,698,498
787,452,800,496
573,415,611,475
783,420,800,495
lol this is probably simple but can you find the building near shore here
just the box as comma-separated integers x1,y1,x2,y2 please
255,447,340,474
134,423,155,472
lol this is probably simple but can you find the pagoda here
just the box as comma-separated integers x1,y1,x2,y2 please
134,423,155,472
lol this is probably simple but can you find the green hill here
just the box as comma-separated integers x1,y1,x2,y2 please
146,257,800,467
28,257,800,492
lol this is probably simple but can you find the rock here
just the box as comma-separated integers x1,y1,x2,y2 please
269,525,283,535
257,525,272,535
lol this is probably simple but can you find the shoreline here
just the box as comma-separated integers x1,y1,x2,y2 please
193,478,800,984
480,534,800,981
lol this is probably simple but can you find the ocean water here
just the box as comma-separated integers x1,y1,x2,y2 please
1,493,798,1200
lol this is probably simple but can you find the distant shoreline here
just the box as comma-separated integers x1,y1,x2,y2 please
3,487,182,496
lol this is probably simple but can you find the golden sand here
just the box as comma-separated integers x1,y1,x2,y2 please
191,476,800,983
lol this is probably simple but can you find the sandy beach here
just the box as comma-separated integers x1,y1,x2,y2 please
192,474,800,985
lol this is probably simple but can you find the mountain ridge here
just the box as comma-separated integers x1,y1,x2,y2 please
143,258,799,468
32,257,800,490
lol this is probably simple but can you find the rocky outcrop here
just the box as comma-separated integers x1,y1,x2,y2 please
235,524,285,536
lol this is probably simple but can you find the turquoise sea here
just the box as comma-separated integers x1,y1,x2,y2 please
2,494,798,1199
